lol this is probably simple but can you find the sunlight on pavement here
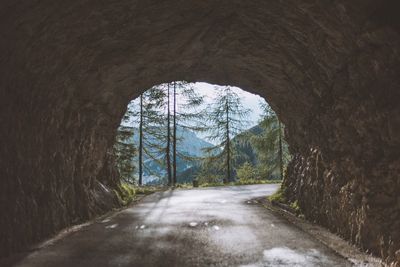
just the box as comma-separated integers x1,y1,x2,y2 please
105,224,118,229
241,247,331,267
189,222,198,227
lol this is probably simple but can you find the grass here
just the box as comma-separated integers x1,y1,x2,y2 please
115,183,161,206
268,186,286,203
174,183,193,189
289,200,301,214
268,185,303,215
233,179,282,186
174,179,282,189
115,180,282,205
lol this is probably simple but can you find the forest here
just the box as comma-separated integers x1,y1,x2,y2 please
113,82,291,187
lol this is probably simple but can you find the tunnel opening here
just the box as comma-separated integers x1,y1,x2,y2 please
0,0,399,264
113,81,291,188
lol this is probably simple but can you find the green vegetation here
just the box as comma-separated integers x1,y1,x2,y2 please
196,98,291,185
200,86,251,183
196,172,222,185
251,103,291,180
290,200,301,214
172,178,282,190
236,162,259,182
200,179,281,188
126,82,205,186
114,183,135,206
115,183,160,206
268,186,302,215
114,82,292,188
268,186,287,203
175,183,194,189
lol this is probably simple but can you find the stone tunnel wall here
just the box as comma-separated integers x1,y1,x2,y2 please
282,5,400,262
0,0,399,264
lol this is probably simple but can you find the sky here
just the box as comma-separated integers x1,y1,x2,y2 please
187,82,266,127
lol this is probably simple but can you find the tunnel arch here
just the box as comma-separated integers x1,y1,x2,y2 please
0,0,399,263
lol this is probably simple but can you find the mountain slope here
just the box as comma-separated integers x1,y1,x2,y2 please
130,126,214,184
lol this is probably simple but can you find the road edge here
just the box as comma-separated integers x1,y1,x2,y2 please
256,197,384,267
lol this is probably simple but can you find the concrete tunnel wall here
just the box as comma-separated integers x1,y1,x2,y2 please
0,0,399,263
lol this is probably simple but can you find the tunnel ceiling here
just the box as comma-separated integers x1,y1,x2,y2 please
0,0,399,264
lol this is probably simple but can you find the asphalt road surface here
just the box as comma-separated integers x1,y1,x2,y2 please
14,184,352,267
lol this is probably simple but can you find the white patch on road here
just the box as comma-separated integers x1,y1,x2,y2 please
213,225,220,231
105,224,118,229
189,222,198,227
101,218,111,223
263,247,308,265
262,247,329,266
241,247,331,267
140,225,146,229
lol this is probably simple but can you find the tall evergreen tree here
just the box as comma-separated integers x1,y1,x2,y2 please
129,82,204,186
138,94,144,185
171,81,204,185
202,86,250,183
166,84,172,185
128,85,168,184
142,85,168,183
251,102,290,180
172,82,177,185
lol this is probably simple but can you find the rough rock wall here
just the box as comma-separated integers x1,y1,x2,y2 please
284,149,400,264
0,0,399,263
0,80,122,256
283,5,400,262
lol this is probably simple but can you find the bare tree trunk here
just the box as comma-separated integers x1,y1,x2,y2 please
166,84,172,186
139,94,143,186
173,82,177,186
225,99,230,184
278,120,283,180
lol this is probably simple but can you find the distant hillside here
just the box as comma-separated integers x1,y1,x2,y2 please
232,124,262,166
130,126,214,184
176,124,265,183
121,124,269,184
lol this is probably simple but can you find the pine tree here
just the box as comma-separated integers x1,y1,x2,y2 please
129,82,204,186
172,82,177,185
251,102,290,180
171,81,204,185
141,85,169,184
202,86,250,183
138,94,144,186
166,84,172,186
128,85,168,184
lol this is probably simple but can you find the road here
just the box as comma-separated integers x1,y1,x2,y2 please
14,184,352,267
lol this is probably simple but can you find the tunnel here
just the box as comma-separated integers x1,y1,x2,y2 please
0,0,399,264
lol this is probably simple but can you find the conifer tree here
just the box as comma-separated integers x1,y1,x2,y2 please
130,82,204,186
138,94,143,185
202,86,250,183
171,81,204,185
172,82,177,185
166,84,172,185
251,102,290,180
